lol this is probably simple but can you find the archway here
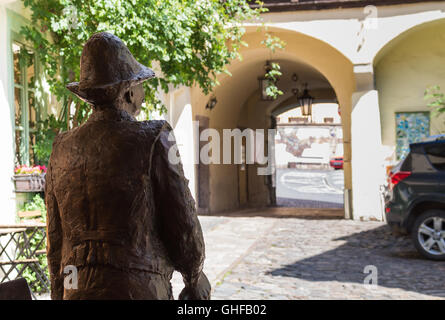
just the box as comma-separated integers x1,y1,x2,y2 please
271,88,344,210
190,27,354,216
374,18,445,163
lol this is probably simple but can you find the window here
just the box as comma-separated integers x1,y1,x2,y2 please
12,41,39,166
400,153,412,171
424,144,445,171
395,112,430,160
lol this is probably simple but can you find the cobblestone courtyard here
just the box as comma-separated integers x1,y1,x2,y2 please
170,212,445,300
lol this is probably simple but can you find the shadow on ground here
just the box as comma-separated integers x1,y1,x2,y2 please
277,197,344,209
268,225,445,298
211,206,344,220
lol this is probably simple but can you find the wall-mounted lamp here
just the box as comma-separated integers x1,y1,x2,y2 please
206,95,217,110
291,73,299,96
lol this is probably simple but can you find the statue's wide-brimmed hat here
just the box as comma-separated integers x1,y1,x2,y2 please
66,32,155,105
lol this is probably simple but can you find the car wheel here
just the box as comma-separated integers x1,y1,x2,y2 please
411,210,445,261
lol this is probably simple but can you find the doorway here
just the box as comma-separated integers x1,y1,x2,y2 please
274,103,345,209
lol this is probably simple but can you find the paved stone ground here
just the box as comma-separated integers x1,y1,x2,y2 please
171,215,445,300
37,213,445,300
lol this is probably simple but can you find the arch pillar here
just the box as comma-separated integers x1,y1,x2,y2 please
164,87,197,201
351,63,385,221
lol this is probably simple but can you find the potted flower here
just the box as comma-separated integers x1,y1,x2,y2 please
12,165,47,192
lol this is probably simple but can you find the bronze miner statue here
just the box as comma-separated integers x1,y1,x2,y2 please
45,32,210,300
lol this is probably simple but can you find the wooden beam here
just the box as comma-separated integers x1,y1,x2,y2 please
253,0,445,12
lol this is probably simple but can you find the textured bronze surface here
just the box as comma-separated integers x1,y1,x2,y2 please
66,32,155,106
46,32,210,300
0,278,32,300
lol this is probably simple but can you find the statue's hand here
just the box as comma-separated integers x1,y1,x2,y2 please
179,272,211,300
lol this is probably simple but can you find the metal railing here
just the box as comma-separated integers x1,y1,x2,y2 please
0,224,49,299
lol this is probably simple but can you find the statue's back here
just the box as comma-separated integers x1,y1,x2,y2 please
47,112,175,299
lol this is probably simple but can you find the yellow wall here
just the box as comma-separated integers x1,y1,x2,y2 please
376,19,445,150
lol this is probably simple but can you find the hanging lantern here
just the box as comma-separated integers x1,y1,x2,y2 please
299,83,313,116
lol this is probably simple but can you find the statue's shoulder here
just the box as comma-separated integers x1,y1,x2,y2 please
52,130,70,147
50,125,85,152
52,125,81,142
140,120,173,137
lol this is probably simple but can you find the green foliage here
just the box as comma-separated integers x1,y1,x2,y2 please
33,114,66,165
265,62,283,98
424,85,445,115
262,32,286,54
21,194,47,222
17,194,49,293
18,230,48,293
261,32,286,99
21,0,267,120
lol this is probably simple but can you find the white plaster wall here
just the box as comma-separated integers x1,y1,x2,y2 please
257,2,445,65
166,88,197,201
0,4,17,224
351,90,386,221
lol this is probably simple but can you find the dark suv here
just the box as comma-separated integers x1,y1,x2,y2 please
385,136,445,260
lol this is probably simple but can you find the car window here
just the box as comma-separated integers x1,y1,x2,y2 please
424,144,445,171
400,153,412,171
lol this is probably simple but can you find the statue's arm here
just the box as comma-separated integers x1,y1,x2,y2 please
45,151,63,300
150,121,206,289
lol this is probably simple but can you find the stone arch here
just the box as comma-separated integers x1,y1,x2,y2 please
374,17,445,153
373,16,445,66
190,26,355,214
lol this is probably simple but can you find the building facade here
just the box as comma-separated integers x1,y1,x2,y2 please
162,0,445,220
1,0,445,223
1,1,34,224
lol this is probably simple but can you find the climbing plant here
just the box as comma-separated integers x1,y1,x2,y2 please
21,0,273,125
425,85,445,133
17,195,49,293
425,85,445,115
